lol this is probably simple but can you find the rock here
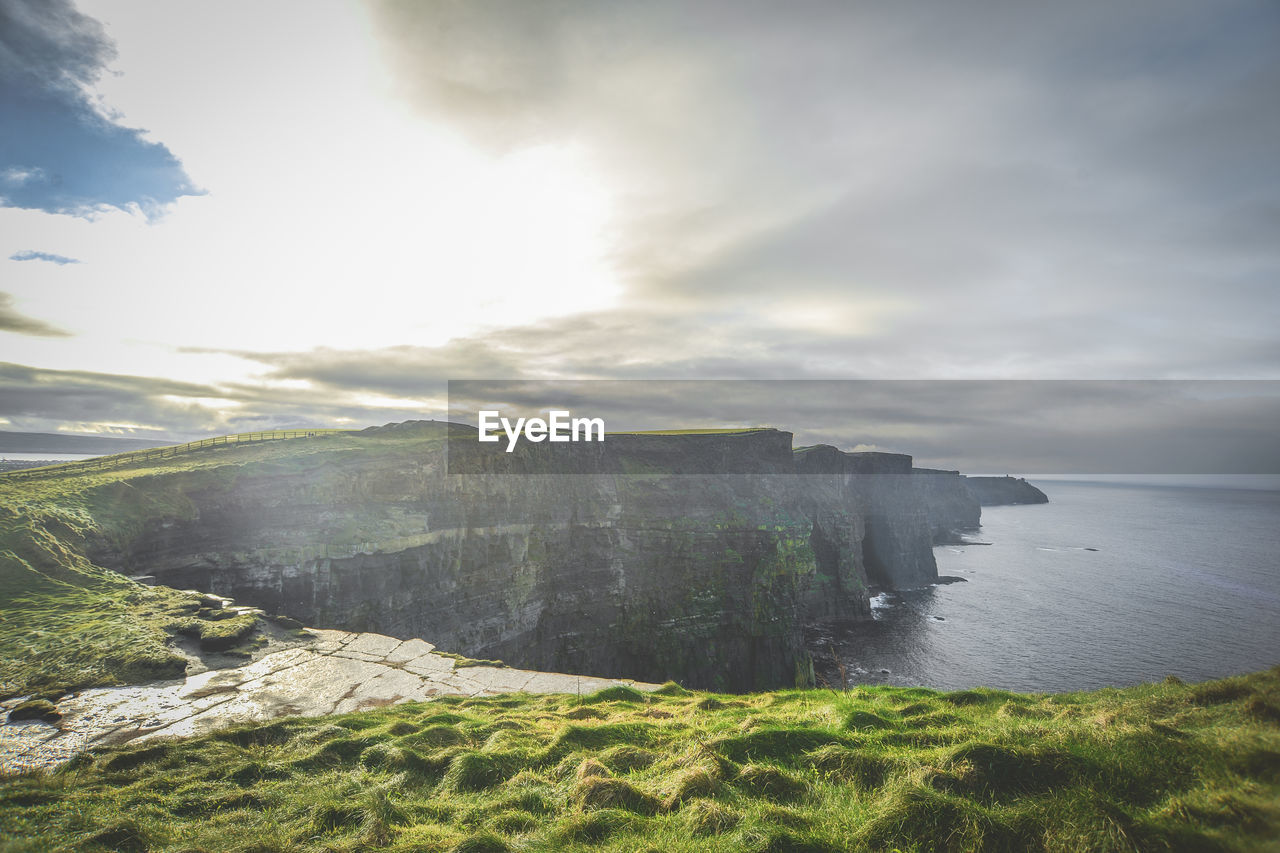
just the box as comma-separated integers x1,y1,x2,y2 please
794,447,941,589
7,699,61,723
913,468,982,543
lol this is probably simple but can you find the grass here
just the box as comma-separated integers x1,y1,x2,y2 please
2,429,353,480
0,544,213,698
435,652,508,669
5,699,60,723
191,612,260,652
2,668,1278,851
0,506,271,698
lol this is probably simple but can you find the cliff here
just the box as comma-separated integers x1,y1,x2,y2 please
913,467,983,543
5,422,976,692
964,475,1049,506
794,447,939,589
79,424,857,691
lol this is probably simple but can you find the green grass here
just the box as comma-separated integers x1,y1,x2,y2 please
191,613,260,652
2,669,1278,851
3,429,353,480
435,652,508,669
5,699,60,723
0,530,208,698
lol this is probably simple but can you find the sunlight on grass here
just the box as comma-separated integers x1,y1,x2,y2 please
2,670,1277,851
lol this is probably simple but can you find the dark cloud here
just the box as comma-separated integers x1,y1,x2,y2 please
0,0,199,215
10,249,78,264
0,292,70,337
0,362,221,432
0,362,430,440
0,0,112,93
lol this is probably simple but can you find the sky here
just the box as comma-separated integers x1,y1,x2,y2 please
1,0,1278,469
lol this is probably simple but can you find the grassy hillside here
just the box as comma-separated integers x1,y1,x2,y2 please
2,669,1278,852
0,428,438,699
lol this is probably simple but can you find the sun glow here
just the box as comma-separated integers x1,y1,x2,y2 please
2,0,621,389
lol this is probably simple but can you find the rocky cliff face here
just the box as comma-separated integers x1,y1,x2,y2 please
81,422,966,690
794,448,939,589
913,468,983,543
964,475,1049,506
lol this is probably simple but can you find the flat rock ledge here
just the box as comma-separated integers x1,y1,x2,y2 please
0,630,658,774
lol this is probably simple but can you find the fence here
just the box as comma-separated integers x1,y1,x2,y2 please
0,429,352,481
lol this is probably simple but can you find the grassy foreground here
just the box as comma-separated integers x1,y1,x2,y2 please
3,669,1278,852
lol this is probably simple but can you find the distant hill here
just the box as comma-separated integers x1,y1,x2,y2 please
0,430,173,455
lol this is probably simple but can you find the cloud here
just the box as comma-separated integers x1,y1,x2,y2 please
0,361,242,437
205,291,1280,391
173,330,1280,473
10,249,79,265
4,355,1276,474
0,361,435,441
0,293,70,337
3,1,1277,452
369,0,1280,380
0,0,199,215
1,165,46,185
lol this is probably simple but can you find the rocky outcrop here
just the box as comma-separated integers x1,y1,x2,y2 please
964,476,1049,506
77,422,967,691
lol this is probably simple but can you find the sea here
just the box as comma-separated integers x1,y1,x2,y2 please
0,453,100,462
812,479,1280,693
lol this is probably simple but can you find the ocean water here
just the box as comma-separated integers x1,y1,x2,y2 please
811,480,1280,693
0,452,99,461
